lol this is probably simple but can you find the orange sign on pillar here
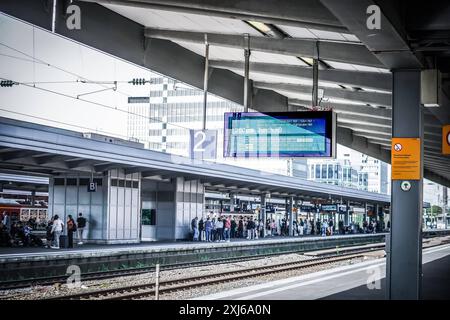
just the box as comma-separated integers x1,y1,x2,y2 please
443,125,450,155
391,138,421,180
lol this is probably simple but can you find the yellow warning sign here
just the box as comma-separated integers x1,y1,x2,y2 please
443,125,450,155
391,138,421,180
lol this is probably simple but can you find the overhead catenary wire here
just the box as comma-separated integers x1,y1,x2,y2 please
0,107,166,149
0,41,137,98
0,41,244,135
0,76,196,133
0,41,235,132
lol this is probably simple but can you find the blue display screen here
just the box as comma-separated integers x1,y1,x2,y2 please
223,111,335,158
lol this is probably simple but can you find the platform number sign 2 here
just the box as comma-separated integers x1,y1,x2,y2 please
190,130,217,161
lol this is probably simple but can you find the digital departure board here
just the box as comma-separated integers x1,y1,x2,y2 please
223,111,336,158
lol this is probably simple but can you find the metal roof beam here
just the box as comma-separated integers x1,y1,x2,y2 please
145,28,384,67
0,150,42,162
84,0,347,33
254,81,391,106
320,0,423,69
211,60,392,91
337,113,391,128
338,123,391,135
289,99,391,119
336,127,390,163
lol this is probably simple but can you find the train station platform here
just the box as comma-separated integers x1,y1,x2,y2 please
0,233,384,282
194,244,450,300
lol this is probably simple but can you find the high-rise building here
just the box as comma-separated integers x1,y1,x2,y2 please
359,154,389,194
307,145,389,194
307,159,367,190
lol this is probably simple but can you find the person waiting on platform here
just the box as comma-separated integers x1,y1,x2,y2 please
191,217,198,241
316,220,321,235
231,217,237,238
215,217,223,242
76,212,87,245
270,220,276,236
198,217,205,241
338,220,344,235
238,218,244,238
0,222,12,247
258,219,264,238
328,219,334,236
45,218,54,248
67,215,77,248
247,217,255,240
50,215,64,249
224,216,231,242
321,220,328,236
205,217,212,242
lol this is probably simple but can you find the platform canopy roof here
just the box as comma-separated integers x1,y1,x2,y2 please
0,0,449,186
0,117,390,204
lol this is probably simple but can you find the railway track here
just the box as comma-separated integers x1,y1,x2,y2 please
43,250,376,300
40,238,450,300
0,242,384,290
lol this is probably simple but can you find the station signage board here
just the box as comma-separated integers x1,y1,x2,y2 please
321,204,337,211
87,182,97,192
189,129,217,160
443,125,450,155
223,111,336,158
391,137,421,180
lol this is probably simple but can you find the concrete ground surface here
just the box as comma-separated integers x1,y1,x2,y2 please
194,244,450,300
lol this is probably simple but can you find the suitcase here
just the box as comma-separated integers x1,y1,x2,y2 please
59,235,69,248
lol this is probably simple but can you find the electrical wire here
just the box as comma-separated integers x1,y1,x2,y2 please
0,42,137,98
0,107,165,148
0,76,194,132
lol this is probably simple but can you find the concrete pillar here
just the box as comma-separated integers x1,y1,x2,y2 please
48,169,141,244
106,169,141,244
387,70,423,300
174,177,205,240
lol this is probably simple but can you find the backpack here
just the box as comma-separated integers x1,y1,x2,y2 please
77,217,86,228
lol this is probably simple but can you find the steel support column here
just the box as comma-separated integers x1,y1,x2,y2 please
344,200,350,226
243,34,251,112
202,34,209,130
261,194,266,237
289,197,294,236
387,70,423,300
444,187,448,229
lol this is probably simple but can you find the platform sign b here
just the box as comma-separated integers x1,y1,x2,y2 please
87,182,97,192
189,129,217,161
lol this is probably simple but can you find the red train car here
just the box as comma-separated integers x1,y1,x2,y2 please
0,200,48,225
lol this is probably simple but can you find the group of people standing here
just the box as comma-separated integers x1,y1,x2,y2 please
191,215,267,242
189,214,384,242
45,212,87,249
